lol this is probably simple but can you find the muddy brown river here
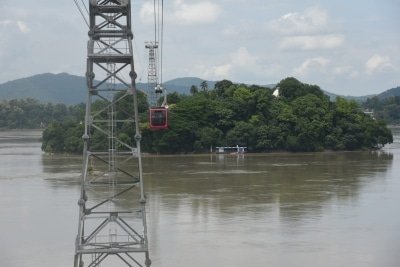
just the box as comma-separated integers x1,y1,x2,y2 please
0,128,399,266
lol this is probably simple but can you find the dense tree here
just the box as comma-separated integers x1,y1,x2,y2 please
0,98,83,129
167,92,183,105
200,81,208,92
41,121,84,153
214,79,234,97
277,77,325,102
141,78,392,153
40,78,393,153
190,85,199,95
363,96,400,124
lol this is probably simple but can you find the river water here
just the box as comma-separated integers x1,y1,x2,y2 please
0,129,400,267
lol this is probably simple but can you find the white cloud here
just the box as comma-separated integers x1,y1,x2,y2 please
197,47,256,80
269,6,328,35
140,0,221,25
222,21,261,40
173,0,221,25
0,20,13,27
294,57,330,76
139,2,155,24
213,64,233,79
230,47,257,67
223,23,249,38
195,47,281,83
365,54,394,74
281,34,344,50
199,63,232,80
0,20,30,33
0,20,30,60
269,7,344,51
333,66,359,79
0,19,32,82
16,21,29,33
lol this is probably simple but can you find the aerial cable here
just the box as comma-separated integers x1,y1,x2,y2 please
157,0,161,85
160,0,164,85
154,0,163,85
133,36,145,82
73,0,90,28
73,1,104,51
80,0,89,15
154,0,157,45
149,0,168,128
149,0,166,106
153,0,158,85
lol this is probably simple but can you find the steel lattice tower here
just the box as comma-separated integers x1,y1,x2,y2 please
74,1,151,266
145,42,158,107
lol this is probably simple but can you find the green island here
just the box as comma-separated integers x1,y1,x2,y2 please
1,77,393,153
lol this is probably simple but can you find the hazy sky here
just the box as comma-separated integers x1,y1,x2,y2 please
1,0,399,95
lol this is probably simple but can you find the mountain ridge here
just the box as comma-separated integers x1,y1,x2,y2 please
0,73,398,104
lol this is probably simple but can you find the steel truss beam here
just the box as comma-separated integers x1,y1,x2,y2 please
145,42,158,107
74,1,150,266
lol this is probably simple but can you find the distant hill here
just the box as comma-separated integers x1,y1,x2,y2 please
376,86,400,100
341,94,377,103
334,86,400,102
0,73,87,105
164,77,217,94
321,90,377,102
338,86,400,103
0,73,216,105
0,73,398,105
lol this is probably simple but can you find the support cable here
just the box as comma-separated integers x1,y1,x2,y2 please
154,0,157,46
157,0,161,85
80,0,89,15
160,0,164,85
73,0,90,28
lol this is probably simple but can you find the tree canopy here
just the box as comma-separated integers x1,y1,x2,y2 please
41,77,393,153
363,96,400,124
140,77,393,153
0,98,84,129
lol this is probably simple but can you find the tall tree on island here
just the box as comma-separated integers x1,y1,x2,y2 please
200,81,208,92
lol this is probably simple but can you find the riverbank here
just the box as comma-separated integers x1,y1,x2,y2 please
0,129,43,142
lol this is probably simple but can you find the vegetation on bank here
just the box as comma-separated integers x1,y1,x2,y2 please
363,96,400,124
0,98,84,129
39,77,393,154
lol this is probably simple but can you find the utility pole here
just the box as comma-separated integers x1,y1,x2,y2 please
74,1,150,266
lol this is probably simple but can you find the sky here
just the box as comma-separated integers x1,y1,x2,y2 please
0,0,399,96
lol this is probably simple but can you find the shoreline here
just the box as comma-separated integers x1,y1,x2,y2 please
41,148,389,157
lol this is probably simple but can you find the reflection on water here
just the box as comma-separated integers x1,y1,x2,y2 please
41,154,81,186
0,130,400,267
142,150,399,267
143,152,393,219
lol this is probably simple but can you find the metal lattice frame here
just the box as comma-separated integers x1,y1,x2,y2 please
145,42,158,107
74,1,150,266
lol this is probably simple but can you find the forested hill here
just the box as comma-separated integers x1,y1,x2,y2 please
0,73,85,104
0,73,216,104
2,73,398,104
41,77,393,154
376,86,400,100
363,96,400,124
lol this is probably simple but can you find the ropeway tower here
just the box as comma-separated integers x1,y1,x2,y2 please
145,0,168,130
144,41,159,107
74,1,151,266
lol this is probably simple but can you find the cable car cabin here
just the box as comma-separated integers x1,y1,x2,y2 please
149,107,168,130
